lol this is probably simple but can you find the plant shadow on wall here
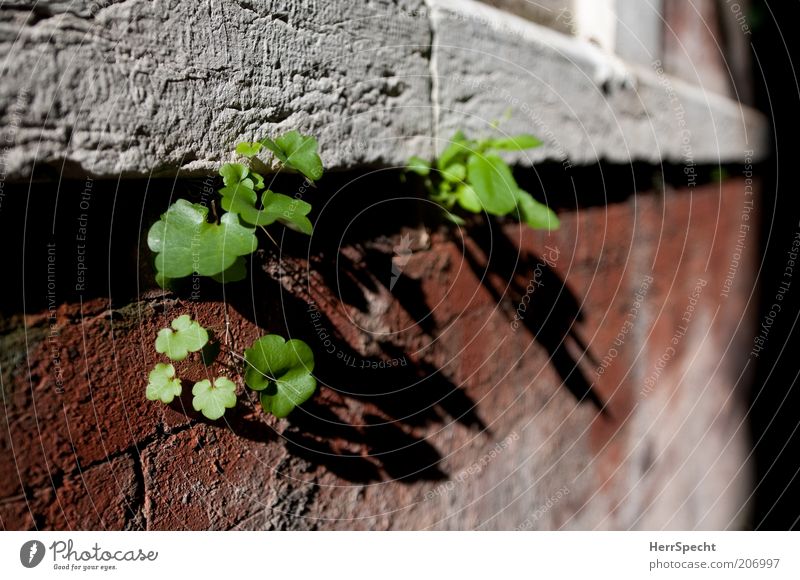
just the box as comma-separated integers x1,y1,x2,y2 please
463,218,606,413
222,189,482,484
0,135,621,489
191,151,729,478
218,165,613,483
1,160,658,490
146,178,590,485
135,129,585,485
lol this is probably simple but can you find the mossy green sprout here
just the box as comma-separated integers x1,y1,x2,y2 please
407,131,559,230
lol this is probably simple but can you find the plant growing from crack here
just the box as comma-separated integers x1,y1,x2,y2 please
407,130,559,230
147,130,323,288
144,129,553,421
146,314,316,420
144,131,322,419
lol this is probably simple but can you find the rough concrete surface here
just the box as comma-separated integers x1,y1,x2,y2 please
1,0,765,179
0,0,433,178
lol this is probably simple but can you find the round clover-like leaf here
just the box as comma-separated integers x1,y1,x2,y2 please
210,256,248,284
192,377,237,420
146,363,182,403
259,370,317,419
260,131,323,182
147,199,258,285
235,142,263,158
219,186,313,235
219,163,251,187
155,315,209,361
455,184,481,213
441,162,466,184
244,335,316,418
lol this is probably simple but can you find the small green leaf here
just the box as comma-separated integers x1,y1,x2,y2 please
218,182,258,215
244,335,316,418
210,256,248,284
516,190,560,230
192,377,237,420
235,142,262,158
220,186,313,234
155,314,209,361
147,200,258,284
438,131,473,170
466,154,518,215
441,162,466,183
486,134,543,151
407,156,431,176
455,184,481,213
260,131,323,181
442,209,466,225
154,272,172,289
272,194,313,234
146,363,182,403
219,163,250,187
250,171,265,191
259,371,316,418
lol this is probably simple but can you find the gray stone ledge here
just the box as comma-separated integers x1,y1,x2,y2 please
429,0,767,166
0,0,433,178
0,0,767,180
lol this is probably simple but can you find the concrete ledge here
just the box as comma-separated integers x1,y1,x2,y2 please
0,0,433,178
0,0,767,179
429,0,767,166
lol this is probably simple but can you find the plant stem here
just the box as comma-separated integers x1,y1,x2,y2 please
217,341,277,381
259,225,279,248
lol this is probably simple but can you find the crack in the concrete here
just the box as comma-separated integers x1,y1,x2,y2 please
423,0,439,158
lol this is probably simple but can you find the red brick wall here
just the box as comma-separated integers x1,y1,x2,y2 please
0,176,756,530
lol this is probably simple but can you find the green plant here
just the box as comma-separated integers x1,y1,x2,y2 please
154,314,210,361
147,130,323,288
407,130,559,230
145,132,322,419
146,315,316,420
244,335,316,418
192,377,237,421
145,363,182,403
148,201,258,287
